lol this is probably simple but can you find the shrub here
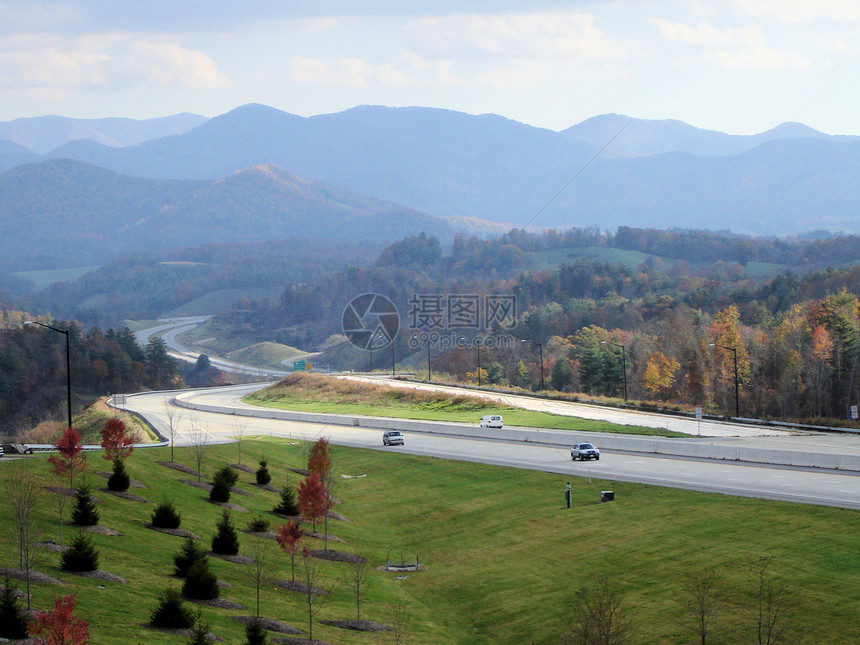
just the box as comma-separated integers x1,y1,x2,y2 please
149,588,194,629
209,466,238,503
274,484,298,516
173,537,206,578
71,483,99,526
107,456,130,492
151,499,181,529
182,558,220,600
211,510,240,556
244,617,268,645
247,516,270,533
255,459,271,486
0,577,29,639
60,533,99,572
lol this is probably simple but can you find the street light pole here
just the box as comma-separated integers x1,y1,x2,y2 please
601,340,628,401
521,339,545,390
709,343,739,417
25,321,72,429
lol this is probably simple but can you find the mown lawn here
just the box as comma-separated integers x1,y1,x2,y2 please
1,438,857,644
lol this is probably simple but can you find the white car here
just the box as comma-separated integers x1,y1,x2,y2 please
383,431,404,446
570,442,600,461
480,415,504,428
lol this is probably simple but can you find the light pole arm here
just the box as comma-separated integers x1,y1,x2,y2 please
25,321,72,429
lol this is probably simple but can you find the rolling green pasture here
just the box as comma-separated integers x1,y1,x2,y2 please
12,265,101,289
1,439,857,644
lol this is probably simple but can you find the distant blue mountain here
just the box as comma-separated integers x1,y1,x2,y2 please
1,104,858,237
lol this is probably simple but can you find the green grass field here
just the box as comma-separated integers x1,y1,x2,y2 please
12,265,101,289
1,439,857,644
246,373,688,437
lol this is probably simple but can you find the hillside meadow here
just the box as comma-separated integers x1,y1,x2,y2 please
0,437,857,644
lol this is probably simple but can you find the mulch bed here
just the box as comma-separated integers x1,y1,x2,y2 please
271,637,331,645
0,567,64,586
182,479,212,491
326,510,349,522
72,523,123,536
308,549,364,564
94,470,147,488
228,463,257,474
232,615,303,635
44,486,102,502
206,499,250,513
157,461,201,476
142,624,224,641
191,597,243,610
241,529,279,540
100,489,151,503
320,619,389,632
37,541,67,553
142,522,201,539
252,482,280,492
271,579,327,596
69,569,128,584
210,552,254,565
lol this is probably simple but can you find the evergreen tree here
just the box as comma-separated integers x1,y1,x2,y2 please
107,456,131,492
71,483,99,526
274,484,299,516
211,510,240,556
151,499,181,529
209,465,237,504
149,588,194,629
182,558,220,600
244,617,268,645
0,577,29,639
186,609,215,645
173,537,206,578
60,533,99,572
255,459,271,486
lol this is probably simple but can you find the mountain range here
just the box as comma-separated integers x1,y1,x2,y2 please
2,103,860,270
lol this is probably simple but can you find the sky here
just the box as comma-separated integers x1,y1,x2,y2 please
1,0,859,135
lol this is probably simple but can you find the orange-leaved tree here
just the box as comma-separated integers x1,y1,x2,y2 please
306,437,331,483
48,427,86,492
297,473,330,533
28,594,90,644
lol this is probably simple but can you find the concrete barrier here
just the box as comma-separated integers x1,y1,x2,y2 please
171,396,860,472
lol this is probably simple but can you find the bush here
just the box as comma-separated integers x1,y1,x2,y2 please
211,510,240,555
61,533,100,572
274,484,298,516
210,466,238,503
71,483,100,526
255,459,271,486
107,456,130,492
187,609,214,645
182,558,220,600
151,499,181,529
244,617,268,645
247,516,270,533
173,537,206,578
0,577,29,639
149,588,194,628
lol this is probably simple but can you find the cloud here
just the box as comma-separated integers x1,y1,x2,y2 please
650,18,811,69
291,56,416,87
730,0,860,22
127,41,230,89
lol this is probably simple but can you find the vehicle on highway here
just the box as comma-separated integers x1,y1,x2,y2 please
570,442,600,461
480,415,504,428
383,430,405,446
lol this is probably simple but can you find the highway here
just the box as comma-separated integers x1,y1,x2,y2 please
120,383,860,510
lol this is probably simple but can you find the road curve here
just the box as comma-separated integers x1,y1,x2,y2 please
120,384,860,510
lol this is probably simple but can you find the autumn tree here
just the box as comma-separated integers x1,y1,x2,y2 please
806,325,834,417
297,473,330,533
48,426,86,491
276,521,303,584
28,594,90,645
709,305,750,416
641,351,679,400
307,437,331,483
100,418,134,492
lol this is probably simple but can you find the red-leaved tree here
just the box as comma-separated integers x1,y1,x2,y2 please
276,521,303,583
48,427,86,491
297,473,330,533
307,437,331,483
99,418,134,462
28,594,90,644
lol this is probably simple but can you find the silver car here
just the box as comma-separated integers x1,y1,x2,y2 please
570,442,600,461
383,431,405,446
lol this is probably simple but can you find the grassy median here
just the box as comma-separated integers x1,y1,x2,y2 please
246,372,689,437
